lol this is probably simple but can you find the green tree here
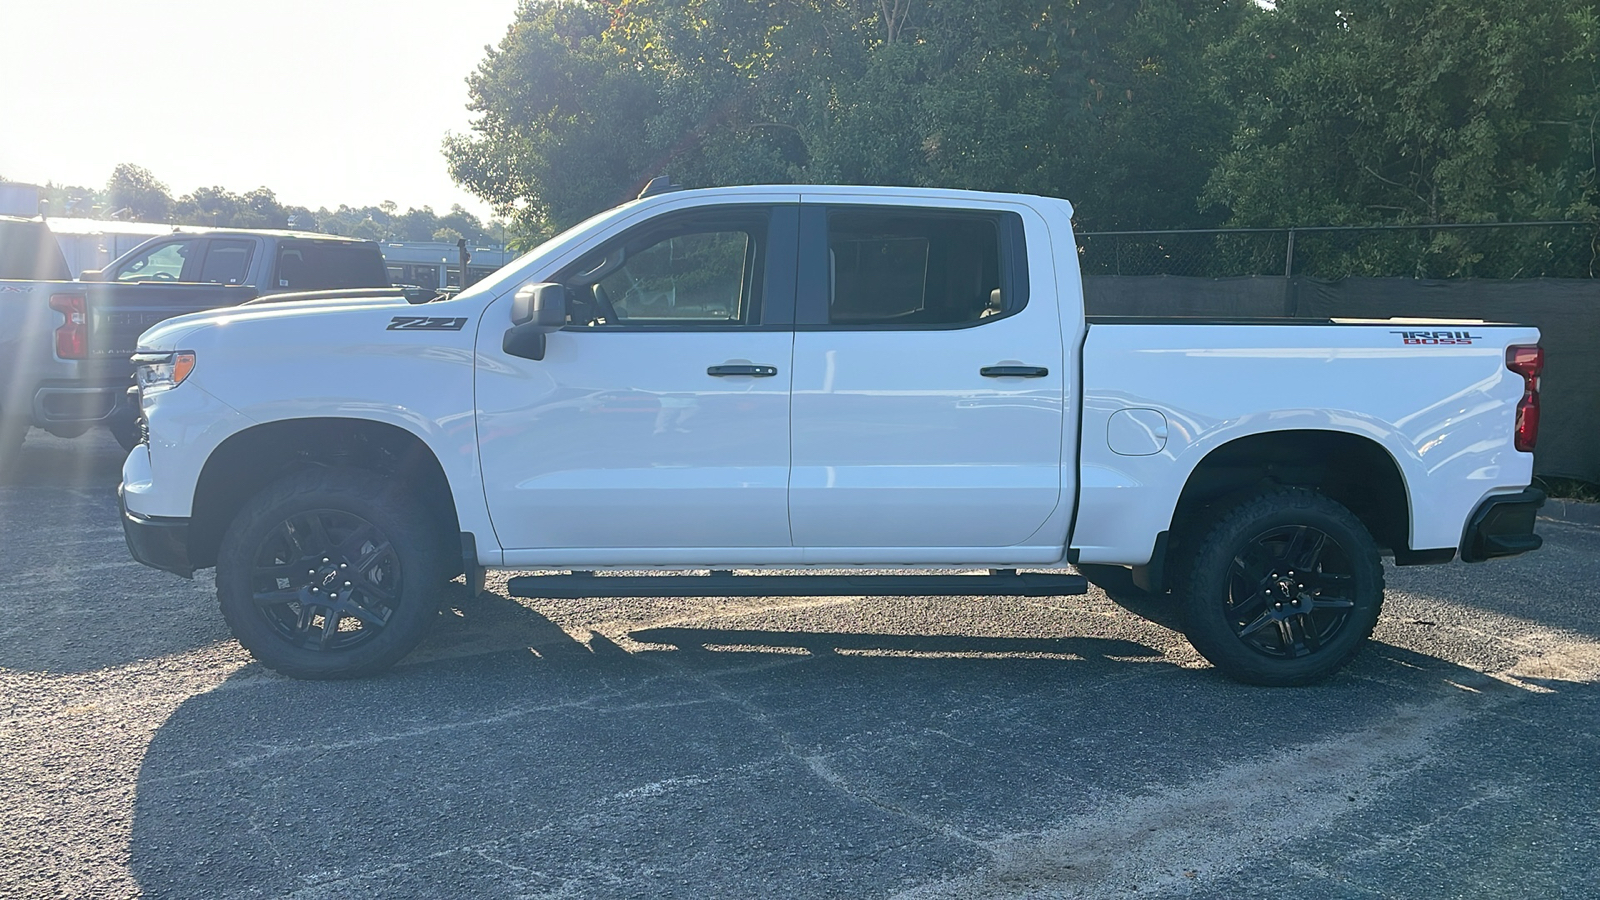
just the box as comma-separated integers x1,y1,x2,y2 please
1203,0,1600,274
446,0,1255,234
106,164,174,222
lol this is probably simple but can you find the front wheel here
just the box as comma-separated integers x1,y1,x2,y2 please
216,467,449,679
1178,488,1383,686
109,414,142,452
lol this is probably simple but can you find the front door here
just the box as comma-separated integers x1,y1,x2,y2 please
478,204,798,558
787,201,1068,556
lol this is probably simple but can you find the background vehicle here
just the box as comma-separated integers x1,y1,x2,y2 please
0,221,390,462
120,185,1546,685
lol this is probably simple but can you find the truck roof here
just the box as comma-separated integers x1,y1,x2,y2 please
624,184,1077,215
198,228,373,243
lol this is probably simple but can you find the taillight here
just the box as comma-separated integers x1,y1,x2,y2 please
1506,345,1543,452
49,293,88,359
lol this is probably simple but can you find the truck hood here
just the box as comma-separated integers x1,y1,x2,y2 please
135,295,428,352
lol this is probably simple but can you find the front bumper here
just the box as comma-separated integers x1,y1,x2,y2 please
1460,488,1545,563
118,483,193,578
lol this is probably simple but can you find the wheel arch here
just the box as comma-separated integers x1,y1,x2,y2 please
188,417,461,572
1154,429,1415,584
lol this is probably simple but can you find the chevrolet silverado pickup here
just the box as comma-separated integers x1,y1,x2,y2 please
0,220,390,462
118,185,1546,685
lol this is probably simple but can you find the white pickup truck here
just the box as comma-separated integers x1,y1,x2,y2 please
118,184,1546,685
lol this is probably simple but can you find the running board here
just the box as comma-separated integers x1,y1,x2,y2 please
506,571,1089,600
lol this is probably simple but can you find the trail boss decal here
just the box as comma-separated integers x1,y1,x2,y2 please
387,316,468,332
1392,330,1481,346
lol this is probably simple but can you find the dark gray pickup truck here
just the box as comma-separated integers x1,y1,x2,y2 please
0,218,391,463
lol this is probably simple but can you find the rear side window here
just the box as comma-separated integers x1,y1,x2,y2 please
274,242,389,291
198,239,254,285
795,206,1029,329
827,210,1004,326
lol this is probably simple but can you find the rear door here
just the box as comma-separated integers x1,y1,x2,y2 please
787,199,1068,555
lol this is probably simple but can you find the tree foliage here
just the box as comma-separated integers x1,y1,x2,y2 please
446,0,1251,234
447,0,1600,276
28,167,505,245
106,164,174,222
1206,0,1600,226
1204,0,1600,275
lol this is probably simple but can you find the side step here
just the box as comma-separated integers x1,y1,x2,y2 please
506,571,1089,600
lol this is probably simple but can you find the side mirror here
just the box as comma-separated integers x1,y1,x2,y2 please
503,282,567,360
79,269,104,282
510,282,567,327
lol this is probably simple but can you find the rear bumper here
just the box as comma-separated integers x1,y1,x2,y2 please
32,380,133,427
1460,488,1545,563
118,483,193,578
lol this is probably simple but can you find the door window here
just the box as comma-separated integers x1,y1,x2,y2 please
115,239,200,282
801,208,1025,327
198,239,254,285
557,210,770,327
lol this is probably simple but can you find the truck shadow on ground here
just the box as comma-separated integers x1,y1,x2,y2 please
123,585,1597,900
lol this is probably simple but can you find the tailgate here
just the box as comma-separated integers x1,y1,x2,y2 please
85,283,257,360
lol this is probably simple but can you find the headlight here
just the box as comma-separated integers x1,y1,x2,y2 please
132,351,196,396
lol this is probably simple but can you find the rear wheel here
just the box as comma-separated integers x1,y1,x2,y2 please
216,467,449,679
1178,488,1383,686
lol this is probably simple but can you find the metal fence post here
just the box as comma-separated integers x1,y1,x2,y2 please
1284,228,1296,278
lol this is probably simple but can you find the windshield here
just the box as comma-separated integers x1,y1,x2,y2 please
449,201,644,304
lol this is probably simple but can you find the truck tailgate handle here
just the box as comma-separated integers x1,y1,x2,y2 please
980,365,1049,378
707,364,778,377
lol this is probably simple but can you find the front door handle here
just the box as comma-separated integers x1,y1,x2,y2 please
707,364,778,377
980,365,1049,378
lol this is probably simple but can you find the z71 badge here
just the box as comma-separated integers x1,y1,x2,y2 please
387,316,468,332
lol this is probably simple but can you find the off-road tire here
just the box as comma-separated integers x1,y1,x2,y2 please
109,415,142,452
216,467,449,679
1178,488,1383,686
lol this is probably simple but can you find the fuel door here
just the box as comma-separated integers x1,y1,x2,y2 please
1107,408,1169,456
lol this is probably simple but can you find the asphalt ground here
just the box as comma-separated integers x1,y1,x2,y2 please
1,430,1597,899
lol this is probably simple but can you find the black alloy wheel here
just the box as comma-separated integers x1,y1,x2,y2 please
249,509,402,652
217,467,448,679
1179,488,1384,686
1223,524,1356,659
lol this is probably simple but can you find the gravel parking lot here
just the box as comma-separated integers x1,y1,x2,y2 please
2,430,1597,899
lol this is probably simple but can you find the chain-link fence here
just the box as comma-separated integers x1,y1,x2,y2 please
1077,222,1600,279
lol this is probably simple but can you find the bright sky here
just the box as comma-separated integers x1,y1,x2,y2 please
0,0,521,218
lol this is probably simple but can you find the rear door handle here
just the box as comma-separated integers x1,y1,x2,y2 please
707,364,778,377
980,365,1049,378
